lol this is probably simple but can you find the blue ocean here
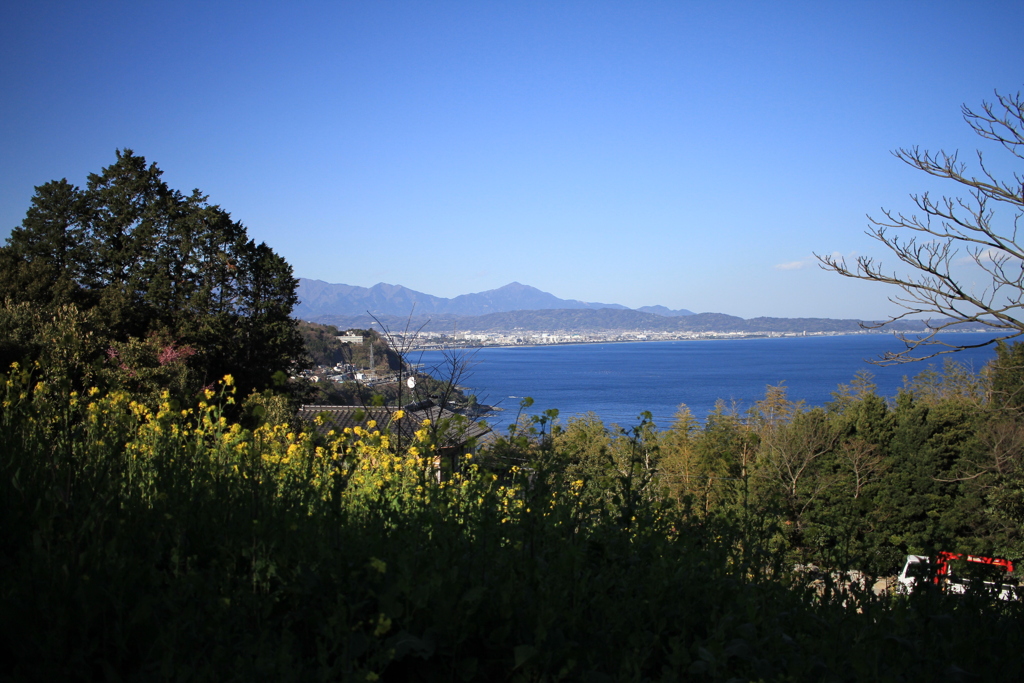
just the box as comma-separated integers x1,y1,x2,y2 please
415,333,999,430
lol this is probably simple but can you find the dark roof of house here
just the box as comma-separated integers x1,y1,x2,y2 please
296,401,491,449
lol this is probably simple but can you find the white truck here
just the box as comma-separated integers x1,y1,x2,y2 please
898,552,1019,601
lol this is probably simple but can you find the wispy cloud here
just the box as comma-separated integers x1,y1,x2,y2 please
775,251,855,271
956,247,1019,265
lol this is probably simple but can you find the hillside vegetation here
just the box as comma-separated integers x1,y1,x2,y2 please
4,352,1024,679
4,154,1024,681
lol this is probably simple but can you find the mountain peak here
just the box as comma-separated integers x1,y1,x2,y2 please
294,279,641,319
492,282,533,292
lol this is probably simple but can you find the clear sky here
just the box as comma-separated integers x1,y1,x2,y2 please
2,1,1022,319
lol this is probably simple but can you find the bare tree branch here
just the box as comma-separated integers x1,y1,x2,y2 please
816,90,1024,364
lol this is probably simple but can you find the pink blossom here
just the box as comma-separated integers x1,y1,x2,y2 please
157,344,196,366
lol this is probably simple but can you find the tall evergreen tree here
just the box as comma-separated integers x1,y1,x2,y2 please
0,179,88,308
0,150,304,397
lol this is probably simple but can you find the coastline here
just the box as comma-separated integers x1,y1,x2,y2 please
408,328,980,353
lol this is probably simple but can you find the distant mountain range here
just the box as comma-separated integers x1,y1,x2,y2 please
295,279,695,319
295,279,976,335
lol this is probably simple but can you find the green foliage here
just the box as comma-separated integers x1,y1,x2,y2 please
5,186,1024,681
545,411,663,526
661,402,755,516
5,371,1024,681
0,150,305,400
551,413,613,482
297,320,349,366
903,359,988,407
296,323,403,373
98,333,199,399
989,341,1024,412
649,364,1024,577
0,301,102,387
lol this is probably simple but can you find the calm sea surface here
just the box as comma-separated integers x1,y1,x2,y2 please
415,333,998,430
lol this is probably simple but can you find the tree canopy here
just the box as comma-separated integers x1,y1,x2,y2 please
0,149,304,397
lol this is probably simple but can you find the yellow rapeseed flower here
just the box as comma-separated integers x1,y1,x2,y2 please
374,614,392,636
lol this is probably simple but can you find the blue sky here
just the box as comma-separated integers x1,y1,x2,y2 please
2,1,1022,319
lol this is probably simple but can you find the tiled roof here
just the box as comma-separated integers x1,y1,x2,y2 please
296,402,491,448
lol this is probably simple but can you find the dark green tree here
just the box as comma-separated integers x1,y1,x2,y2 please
989,341,1024,412
0,150,304,397
683,402,756,516
0,179,89,309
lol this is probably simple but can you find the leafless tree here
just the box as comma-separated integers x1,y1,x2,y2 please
838,438,887,500
817,90,1024,363
758,409,841,520
370,312,484,449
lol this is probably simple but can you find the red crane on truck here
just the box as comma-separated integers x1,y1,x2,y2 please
898,552,1018,600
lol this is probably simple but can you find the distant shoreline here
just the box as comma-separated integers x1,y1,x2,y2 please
408,329,990,353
